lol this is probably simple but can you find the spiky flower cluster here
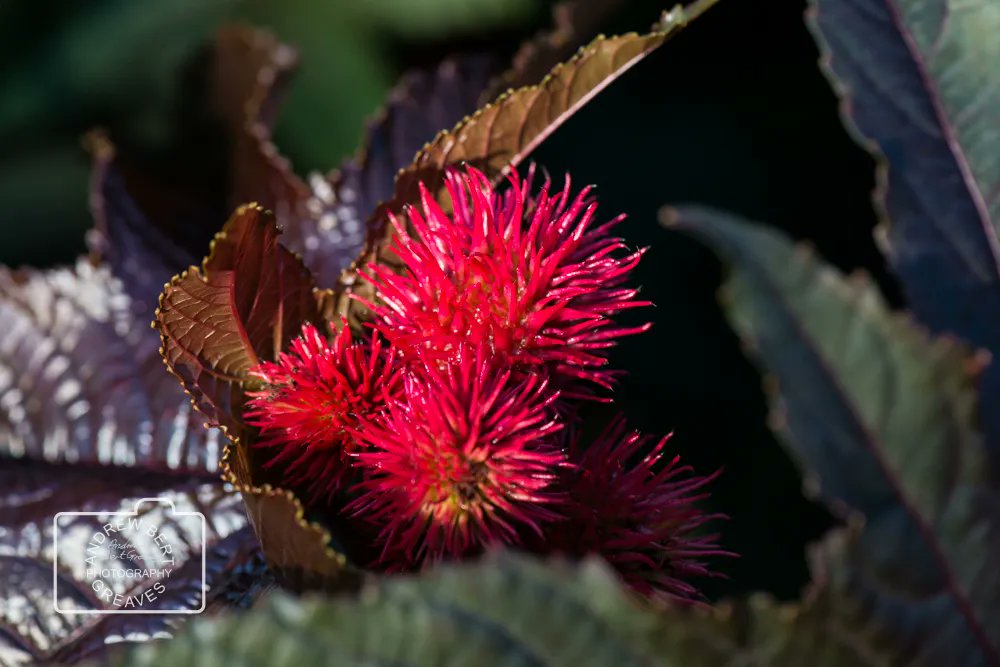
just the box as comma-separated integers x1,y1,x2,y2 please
360,167,651,394
546,419,726,601
245,323,401,501
349,346,564,566
244,166,726,599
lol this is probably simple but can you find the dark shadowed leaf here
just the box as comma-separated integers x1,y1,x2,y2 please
336,0,721,320
0,207,263,664
653,526,917,666
332,54,498,242
216,432,352,591
156,204,321,435
212,25,498,289
0,460,261,666
86,134,222,311
211,25,313,260
0,261,263,663
481,0,630,100
118,542,952,667
113,552,671,667
807,0,1000,450
156,203,350,588
669,207,1000,666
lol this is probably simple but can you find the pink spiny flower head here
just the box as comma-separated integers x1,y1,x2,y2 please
244,321,401,503
348,344,568,569
548,417,728,601
358,164,651,397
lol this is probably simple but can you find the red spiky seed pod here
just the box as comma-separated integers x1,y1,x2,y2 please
244,322,400,502
348,346,567,567
548,418,728,601
359,165,651,396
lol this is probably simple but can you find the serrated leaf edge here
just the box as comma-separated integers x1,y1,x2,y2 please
663,205,1000,665
332,0,723,313
152,203,349,578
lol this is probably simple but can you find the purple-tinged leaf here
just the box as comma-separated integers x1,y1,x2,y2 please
329,53,499,247
86,134,221,312
0,460,258,666
0,260,264,664
212,25,499,290
0,260,221,474
671,206,1000,666
155,205,347,588
336,0,722,321
480,0,630,100
807,0,1000,450
219,439,352,592
156,204,322,436
210,26,313,258
42,531,268,666
211,26,365,291
293,52,499,291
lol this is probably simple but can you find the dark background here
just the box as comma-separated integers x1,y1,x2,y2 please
0,0,896,600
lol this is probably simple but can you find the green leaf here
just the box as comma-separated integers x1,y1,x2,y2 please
114,553,670,667
104,536,955,667
806,0,1000,448
653,527,905,666
0,0,238,139
668,206,1000,665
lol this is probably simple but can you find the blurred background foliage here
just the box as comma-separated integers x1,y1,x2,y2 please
0,0,540,265
0,0,888,601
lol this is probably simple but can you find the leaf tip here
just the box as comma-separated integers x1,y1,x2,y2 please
83,128,115,159
658,205,681,228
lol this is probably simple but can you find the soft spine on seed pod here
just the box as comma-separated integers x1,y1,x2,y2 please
242,165,726,599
